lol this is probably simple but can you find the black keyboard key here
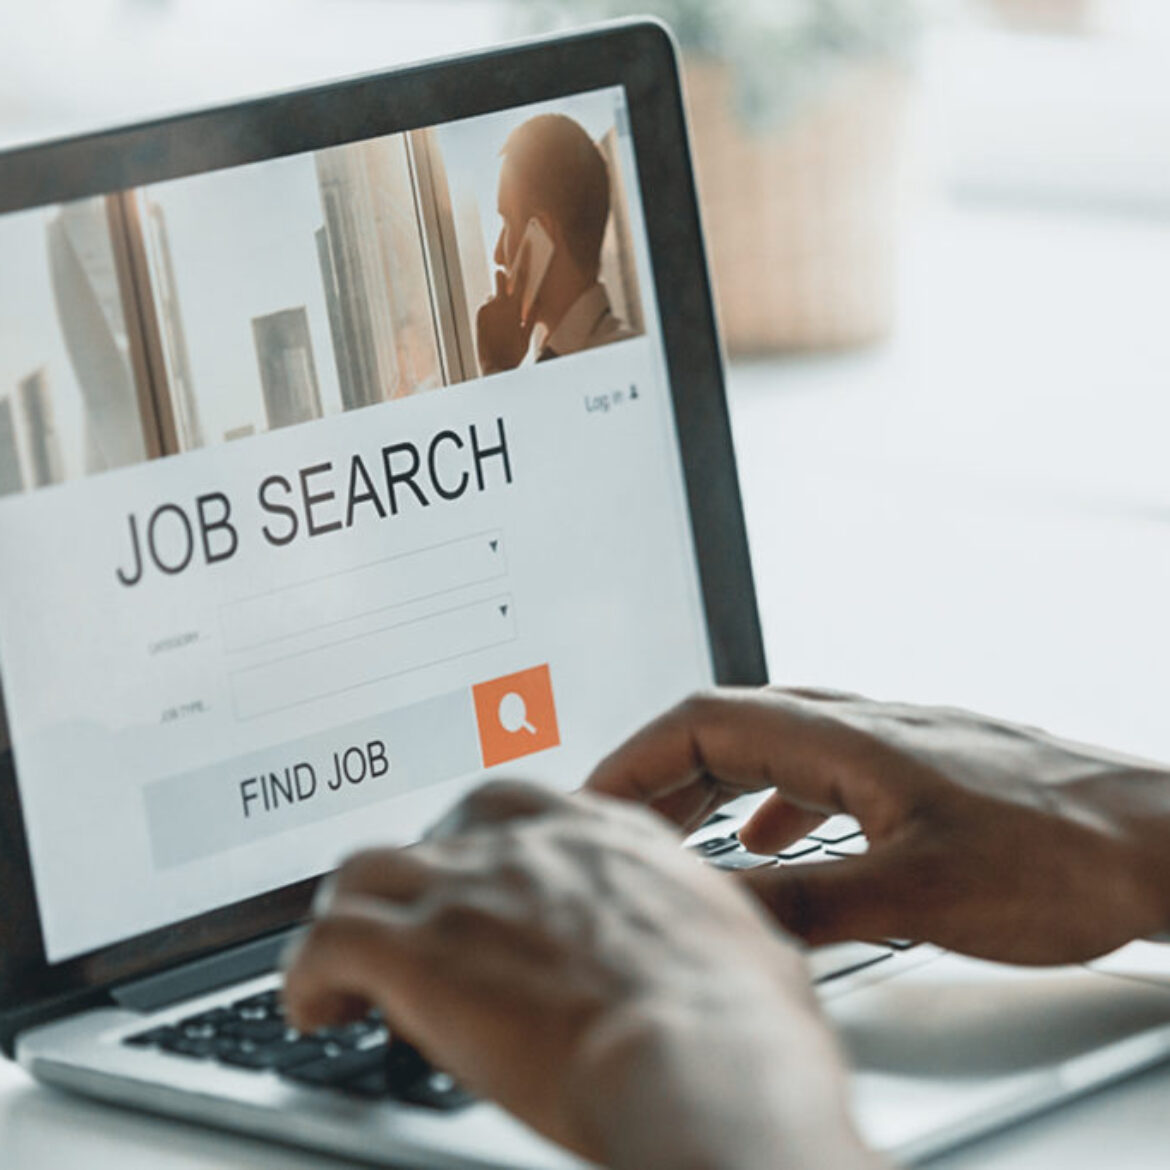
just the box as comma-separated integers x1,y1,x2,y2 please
212,1036,250,1059
219,1036,330,1072
279,1036,473,1111
380,1039,472,1109
179,1007,234,1031
316,1019,381,1047
128,987,409,1087
282,1045,389,1087
337,1065,473,1110
396,1069,475,1112
124,1025,180,1048
231,990,284,1020
341,1070,394,1099
384,1038,431,1091
180,1022,219,1041
159,1033,221,1059
221,1018,289,1044
232,989,280,1010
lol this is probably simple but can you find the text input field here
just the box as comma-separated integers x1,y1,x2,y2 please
231,594,517,719
219,530,506,653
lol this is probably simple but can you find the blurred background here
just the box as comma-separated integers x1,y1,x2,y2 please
3,0,1170,757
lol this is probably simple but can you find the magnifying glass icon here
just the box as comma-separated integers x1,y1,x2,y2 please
498,691,537,735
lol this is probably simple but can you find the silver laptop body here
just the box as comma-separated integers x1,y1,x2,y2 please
4,23,1170,1170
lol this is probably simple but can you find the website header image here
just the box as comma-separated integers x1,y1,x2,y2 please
0,85,645,503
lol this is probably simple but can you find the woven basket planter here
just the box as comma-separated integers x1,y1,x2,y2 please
985,0,1096,33
683,57,910,355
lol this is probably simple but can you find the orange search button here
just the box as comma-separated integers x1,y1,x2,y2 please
473,664,561,768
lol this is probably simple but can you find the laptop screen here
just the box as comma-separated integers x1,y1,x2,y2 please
0,84,713,964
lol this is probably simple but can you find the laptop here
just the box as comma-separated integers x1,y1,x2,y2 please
2,20,1170,1170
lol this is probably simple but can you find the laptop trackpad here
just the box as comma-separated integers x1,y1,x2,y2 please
827,952,1170,1158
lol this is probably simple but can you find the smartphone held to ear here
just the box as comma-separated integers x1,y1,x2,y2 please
507,218,555,324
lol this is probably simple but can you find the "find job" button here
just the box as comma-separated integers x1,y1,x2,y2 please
143,665,560,870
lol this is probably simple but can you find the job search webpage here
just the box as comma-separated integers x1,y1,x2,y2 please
0,85,713,963
0,336,711,962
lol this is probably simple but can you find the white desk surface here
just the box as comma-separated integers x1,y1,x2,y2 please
5,196,1170,1164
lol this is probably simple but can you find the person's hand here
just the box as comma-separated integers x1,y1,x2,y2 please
476,247,535,375
283,781,880,1170
586,688,1170,965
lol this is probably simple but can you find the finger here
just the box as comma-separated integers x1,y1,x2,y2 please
648,781,726,835
321,845,439,909
775,686,867,704
737,791,825,854
282,902,423,1035
494,268,507,298
426,778,567,840
739,852,915,947
586,688,909,827
513,238,531,292
584,692,745,814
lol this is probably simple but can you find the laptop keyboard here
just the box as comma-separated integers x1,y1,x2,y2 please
122,816,915,1101
695,815,869,872
690,818,919,982
124,989,472,1109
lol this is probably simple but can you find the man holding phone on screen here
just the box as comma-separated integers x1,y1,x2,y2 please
476,113,635,375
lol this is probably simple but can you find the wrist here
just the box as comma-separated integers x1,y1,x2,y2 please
567,988,882,1170
1071,767,1170,938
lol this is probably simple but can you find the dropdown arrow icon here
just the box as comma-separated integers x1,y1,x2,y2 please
499,605,509,618
489,540,499,552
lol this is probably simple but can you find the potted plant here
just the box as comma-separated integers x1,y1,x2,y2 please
984,0,1096,34
514,0,922,353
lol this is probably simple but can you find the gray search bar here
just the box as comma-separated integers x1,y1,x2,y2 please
143,687,481,869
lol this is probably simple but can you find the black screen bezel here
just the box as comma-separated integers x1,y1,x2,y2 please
0,19,767,1055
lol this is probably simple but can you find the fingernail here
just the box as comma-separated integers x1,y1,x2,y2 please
311,875,337,917
279,926,308,972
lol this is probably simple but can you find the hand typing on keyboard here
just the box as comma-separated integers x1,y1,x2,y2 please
586,687,1170,965
282,781,883,1170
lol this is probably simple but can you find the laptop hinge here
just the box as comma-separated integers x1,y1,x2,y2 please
111,927,298,1014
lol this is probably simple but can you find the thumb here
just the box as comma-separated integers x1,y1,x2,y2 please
494,268,507,298
740,853,912,947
